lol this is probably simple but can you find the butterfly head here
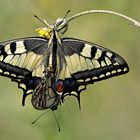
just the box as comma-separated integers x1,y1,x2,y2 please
53,10,71,35
54,18,68,35
35,10,71,39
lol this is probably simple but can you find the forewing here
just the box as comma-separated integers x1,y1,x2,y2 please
60,38,129,100
0,37,48,105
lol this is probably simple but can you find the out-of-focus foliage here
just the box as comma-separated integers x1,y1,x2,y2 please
0,0,140,140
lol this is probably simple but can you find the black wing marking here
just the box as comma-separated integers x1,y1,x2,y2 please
0,37,48,105
59,38,129,103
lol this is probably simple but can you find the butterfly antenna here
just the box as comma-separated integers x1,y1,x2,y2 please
34,15,51,28
31,110,50,124
52,110,61,132
63,10,71,19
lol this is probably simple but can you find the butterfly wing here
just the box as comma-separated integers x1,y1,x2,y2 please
0,36,129,108
0,37,48,105
59,38,129,103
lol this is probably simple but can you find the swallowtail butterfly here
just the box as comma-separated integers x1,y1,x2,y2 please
0,10,129,110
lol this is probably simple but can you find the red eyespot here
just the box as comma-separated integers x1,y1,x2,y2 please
56,80,64,93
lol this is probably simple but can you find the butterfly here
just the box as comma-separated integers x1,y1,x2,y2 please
0,10,129,111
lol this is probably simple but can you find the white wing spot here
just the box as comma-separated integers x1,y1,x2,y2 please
106,72,111,76
71,91,78,96
4,55,14,63
85,78,91,82
105,57,112,66
117,69,122,72
26,89,33,94
92,76,98,80
0,56,4,61
16,53,26,67
20,83,26,90
77,79,84,82
10,55,20,65
58,64,71,79
5,44,11,54
123,67,128,72
101,61,106,67
106,52,113,58
86,59,94,70
114,62,119,66
11,74,16,77
70,54,81,73
99,74,105,78
65,56,74,73
78,85,85,91
112,70,116,74
95,49,102,59
15,41,27,53
80,56,88,71
4,71,10,75
92,60,100,68
81,44,92,57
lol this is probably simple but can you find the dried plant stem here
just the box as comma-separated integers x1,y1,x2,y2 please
67,10,140,27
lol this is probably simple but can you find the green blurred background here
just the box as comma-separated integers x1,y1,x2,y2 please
0,0,140,140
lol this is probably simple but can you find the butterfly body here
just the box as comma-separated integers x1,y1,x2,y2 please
0,14,129,110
